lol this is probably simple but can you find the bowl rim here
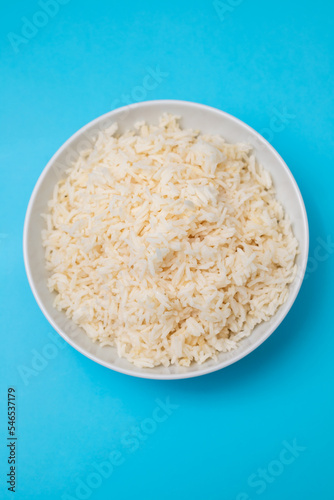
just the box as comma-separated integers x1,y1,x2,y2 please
23,99,309,380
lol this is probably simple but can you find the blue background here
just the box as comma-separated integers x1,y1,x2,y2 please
1,0,334,498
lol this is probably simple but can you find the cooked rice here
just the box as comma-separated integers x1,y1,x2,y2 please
42,114,298,368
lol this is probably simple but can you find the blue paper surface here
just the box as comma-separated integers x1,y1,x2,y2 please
1,0,333,498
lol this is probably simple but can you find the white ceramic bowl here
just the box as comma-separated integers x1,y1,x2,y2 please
23,100,309,380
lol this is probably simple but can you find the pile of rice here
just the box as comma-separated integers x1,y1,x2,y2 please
42,114,298,368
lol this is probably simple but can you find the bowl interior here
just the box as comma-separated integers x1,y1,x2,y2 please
24,100,308,379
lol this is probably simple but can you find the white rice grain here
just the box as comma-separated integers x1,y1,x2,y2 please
42,114,298,368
